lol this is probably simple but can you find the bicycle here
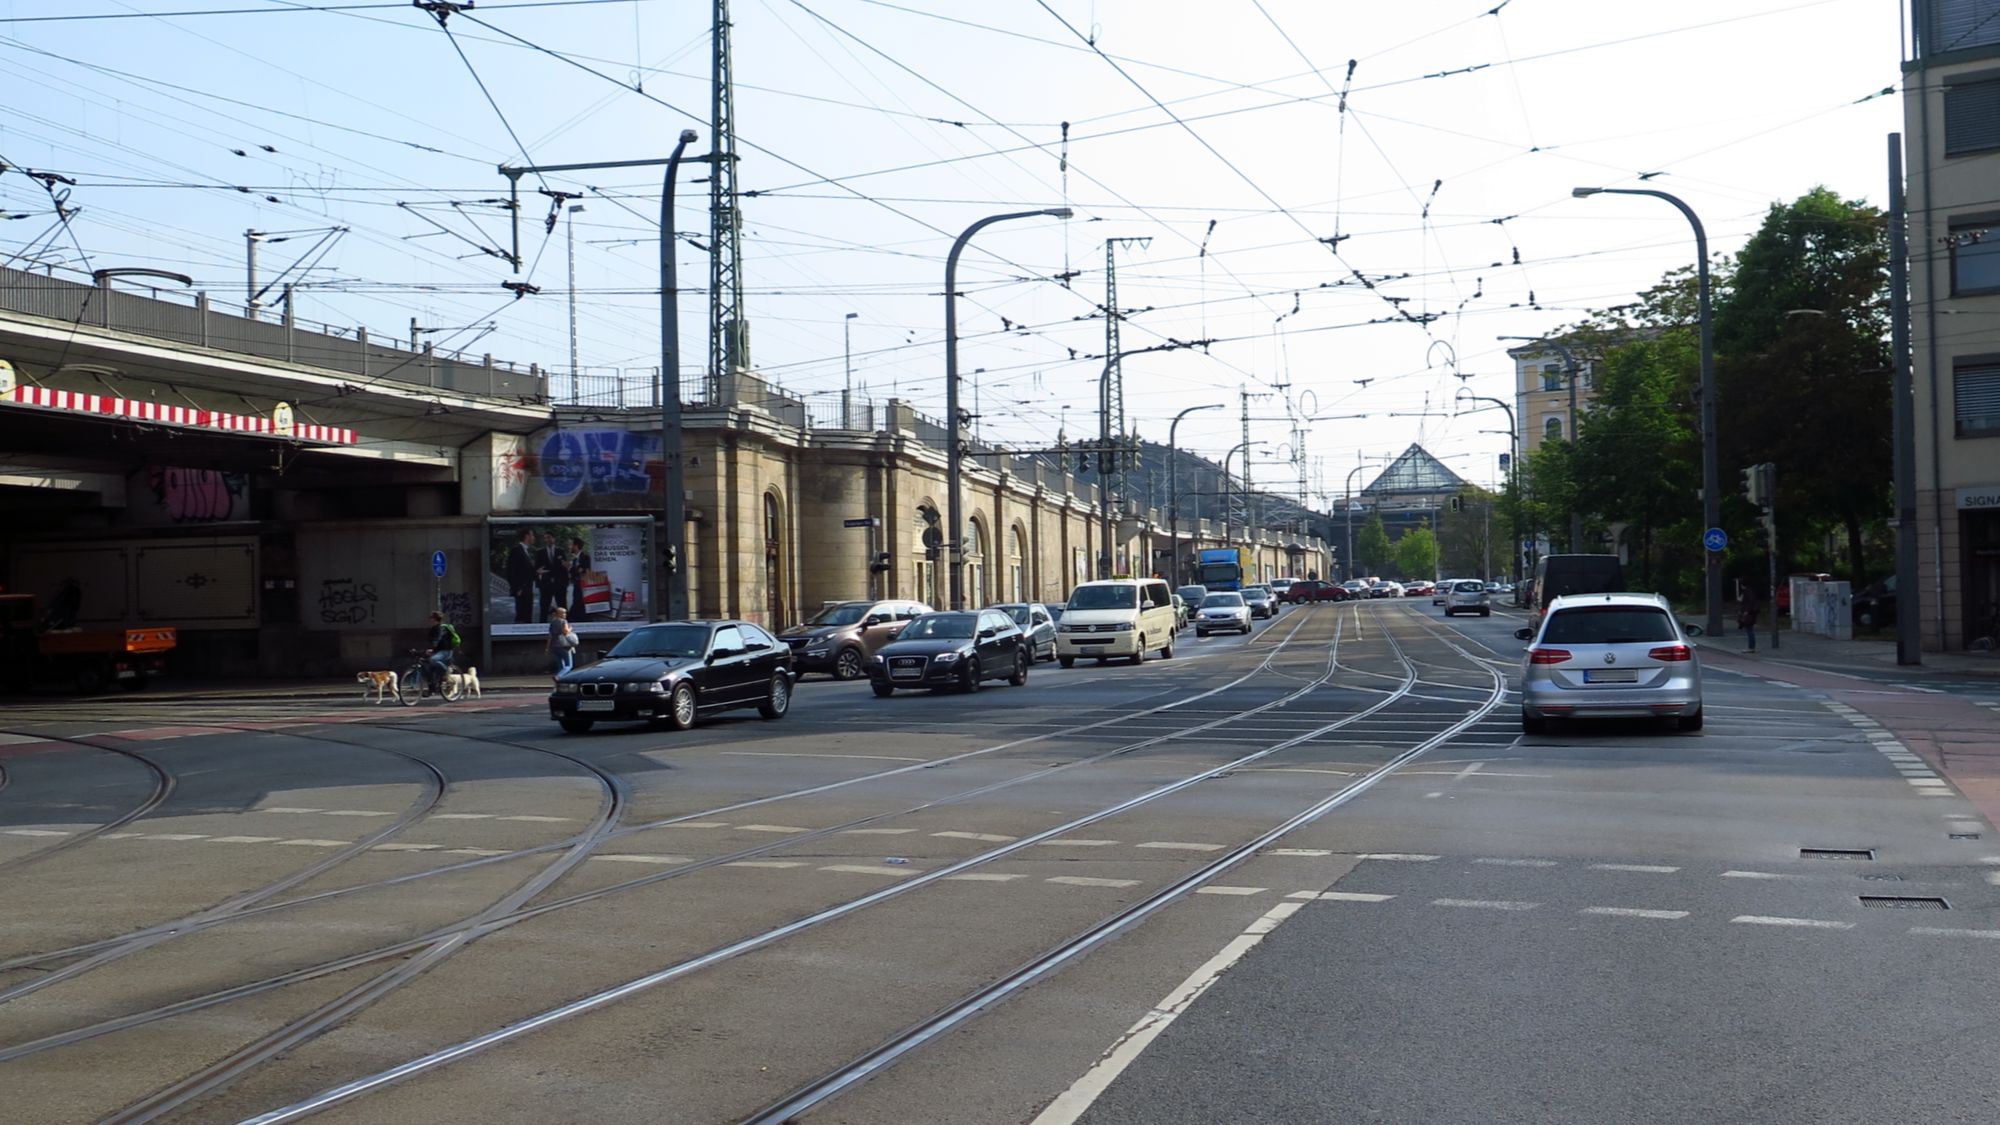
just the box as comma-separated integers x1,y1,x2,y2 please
397,648,464,706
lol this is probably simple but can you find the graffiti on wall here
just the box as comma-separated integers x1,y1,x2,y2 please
438,590,475,626
317,577,378,625
538,430,660,498
146,466,247,523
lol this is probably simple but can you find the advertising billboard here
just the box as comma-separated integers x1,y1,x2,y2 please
487,517,652,638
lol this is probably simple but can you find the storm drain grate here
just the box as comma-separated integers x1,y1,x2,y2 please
1861,874,1907,882
1800,847,1875,860
1859,895,1950,910
1950,833,1982,841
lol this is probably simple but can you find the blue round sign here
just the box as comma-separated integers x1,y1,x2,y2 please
431,550,448,578
1703,527,1728,553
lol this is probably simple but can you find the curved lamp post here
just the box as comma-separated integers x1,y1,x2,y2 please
1167,403,1225,585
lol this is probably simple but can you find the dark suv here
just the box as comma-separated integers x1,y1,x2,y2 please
779,599,931,679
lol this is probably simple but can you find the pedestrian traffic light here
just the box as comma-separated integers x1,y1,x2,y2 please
870,551,892,574
663,544,679,574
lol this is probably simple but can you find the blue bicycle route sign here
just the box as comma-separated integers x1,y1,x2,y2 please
1703,527,1728,553
431,550,448,578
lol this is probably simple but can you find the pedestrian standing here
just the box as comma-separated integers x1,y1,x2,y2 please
547,606,577,682
1739,584,1763,653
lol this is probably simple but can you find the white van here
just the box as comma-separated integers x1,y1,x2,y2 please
1057,578,1179,668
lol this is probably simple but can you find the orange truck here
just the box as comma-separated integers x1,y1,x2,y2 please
0,594,176,693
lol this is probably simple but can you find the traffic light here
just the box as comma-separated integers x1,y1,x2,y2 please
870,551,892,575
663,543,679,574
1739,466,1761,506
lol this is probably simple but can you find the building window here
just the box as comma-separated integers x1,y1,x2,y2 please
1008,525,1026,602
1952,220,2000,295
1544,416,1565,442
1920,0,2000,57
1945,76,2000,157
966,518,986,608
1956,361,2000,438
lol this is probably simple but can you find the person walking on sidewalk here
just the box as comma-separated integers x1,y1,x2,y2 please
546,606,578,683
1739,585,1763,653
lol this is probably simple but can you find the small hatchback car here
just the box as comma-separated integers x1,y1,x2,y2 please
1515,593,1702,734
1443,579,1491,617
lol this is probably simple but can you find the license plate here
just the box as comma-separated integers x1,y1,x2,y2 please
1584,670,1637,684
578,699,616,712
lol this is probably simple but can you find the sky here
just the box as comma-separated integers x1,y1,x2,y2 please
0,0,1908,502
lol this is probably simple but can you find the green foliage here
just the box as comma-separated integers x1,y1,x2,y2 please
1355,511,1392,575
1392,527,1439,580
1436,487,1501,578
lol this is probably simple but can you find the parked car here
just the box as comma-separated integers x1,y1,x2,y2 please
1057,578,1179,667
1371,582,1403,599
1171,593,1190,632
869,610,1028,695
1176,584,1211,611
1515,593,1702,734
1269,577,1297,601
1287,580,1345,603
1852,575,1896,628
1340,579,1369,599
1443,579,1492,617
779,598,930,679
1432,580,1457,606
1243,585,1278,619
551,620,792,733
1403,580,1434,598
993,602,1058,662
1195,591,1253,636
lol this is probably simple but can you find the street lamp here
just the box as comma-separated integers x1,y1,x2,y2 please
1499,333,1584,552
1343,458,1389,582
944,207,1072,610
661,128,700,622
1223,440,1268,547
1574,185,1721,638
1453,388,1520,585
1168,403,1225,585
842,312,859,429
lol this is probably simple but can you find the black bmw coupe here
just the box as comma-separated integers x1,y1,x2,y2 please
550,620,793,733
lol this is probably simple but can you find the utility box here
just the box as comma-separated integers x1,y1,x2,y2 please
1792,578,1853,640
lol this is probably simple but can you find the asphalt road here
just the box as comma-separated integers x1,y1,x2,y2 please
0,599,1992,1124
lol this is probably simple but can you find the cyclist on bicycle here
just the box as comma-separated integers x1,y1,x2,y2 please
423,611,460,694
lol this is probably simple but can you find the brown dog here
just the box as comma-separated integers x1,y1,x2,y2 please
355,670,398,703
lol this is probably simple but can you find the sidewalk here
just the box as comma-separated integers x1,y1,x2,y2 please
0,674,553,705
1713,623,2000,680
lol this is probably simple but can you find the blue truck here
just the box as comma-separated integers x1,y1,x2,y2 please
1196,547,1252,592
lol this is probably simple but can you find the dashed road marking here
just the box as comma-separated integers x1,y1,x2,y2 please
277,838,348,847
1432,898,1537,911
369,842,440,851
822,864,917,877
592,854,690,865
725,860,806,869
1591,863,1680,874
1136,841,1226,852
738,824,811,834
1582,906,1688,920
1291,890,1394,902
943,872,1025,883
1267,848,1332,857
1036,839,1120,848
933,831,1017,843
1361,853,1440,862
322,810,396,818
140,833,209,841
3,828,72,837
210,835,283,844
1910,926,2000,939
1732,915,1854,930
1195,886,1267,896
663,821,730,829
1048,876,1142,889
444,847,510,857
841,828,916,836
261,807,323,814
1475,857,1559,867
498,815,571,823
431,813,494,820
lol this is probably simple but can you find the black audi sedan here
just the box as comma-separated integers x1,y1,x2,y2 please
550,620,792,733
867,609,1028,696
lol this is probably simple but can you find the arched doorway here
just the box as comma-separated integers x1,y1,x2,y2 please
764,491,786,627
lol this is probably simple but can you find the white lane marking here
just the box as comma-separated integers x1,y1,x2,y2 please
277,838,348,847
444,847,510,857
1291,890,1394,902
498,815,572,823
322,810,396,818
1423,792,1444,799
1721,870,1794,880
101,833,141,840
1590,863,1679,874
663,821,729,830
1268,848,1332,857
943,872,1025,882
1249,767,1358,776
1909,778,1950,787
1732,915,1854,930
370,842,440,851
1361,853,1440,862
1984,872,2000,886
1582,906,1689,920
1453,761,1485,780
737,824,810,834
259,807,322,814
1920,791,1954,798
724,860,806,869
210,835,283,844
3,828,72,837
1035,839,1119,848
821,864,919,877
591,854,690,865
1910,926,2000,939
933,831,1017,843
1136,841,1226,852
722,751,928,762
0,733,51,745
841,828,917,836
431,813,494,821
140,833,209,841
1431,898,1537,911
1031,902,1303,1125
1475,857,1559,867
1195,886,1267,896
1047,876,1141,888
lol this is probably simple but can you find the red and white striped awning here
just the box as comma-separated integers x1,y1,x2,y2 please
3,385,358,444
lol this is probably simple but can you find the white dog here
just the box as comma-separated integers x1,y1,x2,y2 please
445,666,481,699
356,670,398,703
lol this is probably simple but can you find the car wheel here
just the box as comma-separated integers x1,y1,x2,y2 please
558,717,594,734
1678,709,1704,732
1009,654,1028,686
832,647,865,681
871,681,895,698
1058,655,1075,669
758,673,791,719
1521,709,1547,735
1043,639,1058,662
1161,635,1174,659
1129,636,1145,666
666,681,698,731
961,657,981,693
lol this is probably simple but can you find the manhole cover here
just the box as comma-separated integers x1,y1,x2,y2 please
1859,895,1949,910
1801,847,1875,860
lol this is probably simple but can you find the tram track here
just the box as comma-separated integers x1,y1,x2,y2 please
0,737,175,878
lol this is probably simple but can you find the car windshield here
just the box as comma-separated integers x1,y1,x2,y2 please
899,614,976,640
997,605,1031,625
1455,581,1486,593
607,623,711,659
1542,606,1677,645
1069,584,1138,610
1202,593,1244,608
1177,587,1208,602
804,602,870,627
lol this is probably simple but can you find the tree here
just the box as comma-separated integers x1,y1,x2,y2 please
1355,511,1392,576
1437,487,1501,578
1392,527,1439,581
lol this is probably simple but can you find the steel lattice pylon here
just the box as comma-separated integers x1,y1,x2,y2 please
708,0,746,403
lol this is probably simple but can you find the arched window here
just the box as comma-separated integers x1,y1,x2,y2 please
1008,524,1027,602
966,517,987,608
1544,415,1565,442
762,492,785,626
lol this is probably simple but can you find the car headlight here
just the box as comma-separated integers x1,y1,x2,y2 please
556,683,580,695
1107,621,1135,631
1059,624,1083,634
869,653,885,664
623,680,666,693
932,650,962,664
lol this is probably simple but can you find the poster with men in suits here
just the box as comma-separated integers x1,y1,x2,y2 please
487,518,652,638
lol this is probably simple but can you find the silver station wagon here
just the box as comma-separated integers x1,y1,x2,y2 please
1515,592,1703,734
